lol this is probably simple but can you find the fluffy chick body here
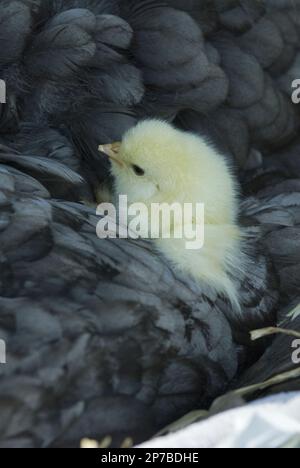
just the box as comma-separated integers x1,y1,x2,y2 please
103,120,242,307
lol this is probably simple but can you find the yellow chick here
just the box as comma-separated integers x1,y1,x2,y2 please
99,120,243,308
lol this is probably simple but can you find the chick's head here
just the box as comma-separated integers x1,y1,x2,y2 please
99,120,238,224
100,121,191,202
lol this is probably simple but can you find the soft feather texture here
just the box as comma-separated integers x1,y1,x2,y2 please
0,0,300,447
0,148,278,447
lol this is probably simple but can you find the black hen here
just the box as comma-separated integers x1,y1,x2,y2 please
0,0,300,448
0,142,284,447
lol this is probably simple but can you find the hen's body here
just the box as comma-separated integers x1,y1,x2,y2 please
0,0,300,447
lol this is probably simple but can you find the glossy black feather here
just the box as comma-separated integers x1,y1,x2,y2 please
0,0,300,447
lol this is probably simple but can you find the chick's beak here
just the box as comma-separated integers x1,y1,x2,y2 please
98,142,124,167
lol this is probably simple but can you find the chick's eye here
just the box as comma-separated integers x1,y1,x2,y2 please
132,164,145,176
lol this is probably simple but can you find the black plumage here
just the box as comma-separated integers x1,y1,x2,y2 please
0,144,280,447
0,0,300,447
